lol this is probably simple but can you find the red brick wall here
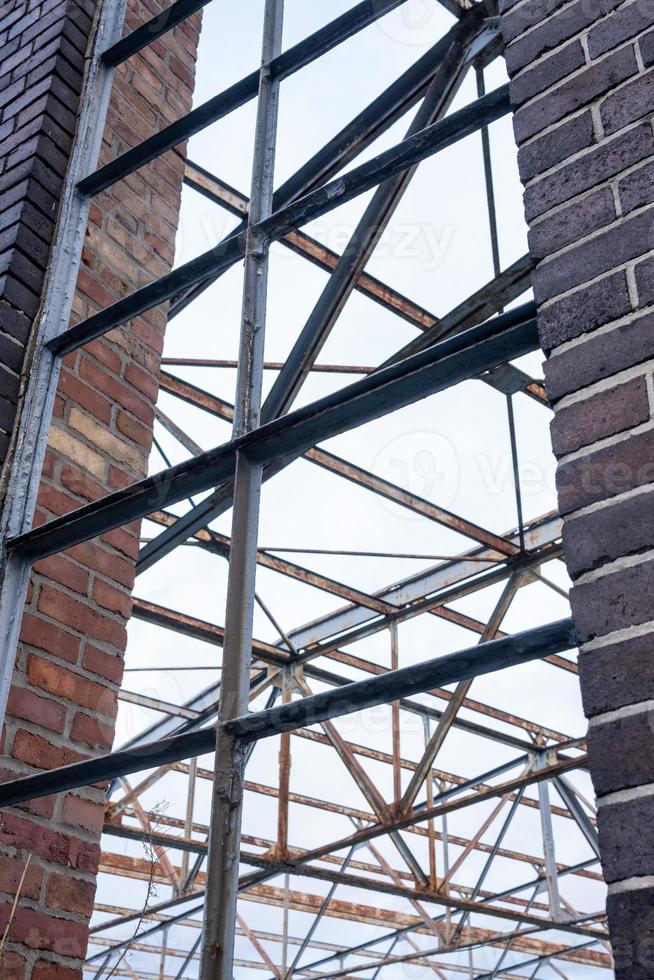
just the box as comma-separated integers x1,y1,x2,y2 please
0,2,201,976
500,1,654,975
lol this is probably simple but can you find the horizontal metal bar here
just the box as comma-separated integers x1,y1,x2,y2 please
80,0,411,196
17,310,537,562
50,85,511,357
0,619,575,807
227,619,576,742
125,596,560,751
101,0,210,67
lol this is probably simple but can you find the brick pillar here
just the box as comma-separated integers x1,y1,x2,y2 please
0,0,94,473
0,2,201,977
499,1,654,975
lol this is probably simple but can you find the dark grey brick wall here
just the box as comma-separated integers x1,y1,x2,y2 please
0,0,94,474
500,0,654,975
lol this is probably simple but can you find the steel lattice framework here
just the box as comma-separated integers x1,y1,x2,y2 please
0,0,613,977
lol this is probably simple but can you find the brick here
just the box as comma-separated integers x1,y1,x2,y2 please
544,311,654,400
551,375,650,456
35,482,78,519
503,0,623,72
0,361,20,404
599,795,654,885
557,427,654,514
11,729,85,770
565,489,654,578
588,709,654,795
0,951,27,980
579,631,654,715
47,424,105,478
0,769,55,821
0,812,100,872
32,553,89,596
618,160,654,215
0,855,43,901
0,301,31,344
32,961,82,980
534,207,654,303
27,652,118,714
0,329,26,373
513,45,638,144
101,523,140,562
600,68,654,135
116,408,152,451
92,578,132,618
636,254,654,306
524,123,654,220
19,612,79,664
589,1,654,58
607,885,654,979
83,644,124,685
528,187,616,259
67,540,135,590
70,710,114,751
0,0,200,962
511,39,585,107
6,685,66,734
58,368,112,424
62,794,104,835
641,26,654,65
571,557,654,641
0,903,88,958
538,269,632,353
59,463,103,503
68,405,145,473
45,872,95,916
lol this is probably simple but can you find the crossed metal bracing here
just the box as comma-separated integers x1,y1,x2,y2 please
0,0,614,977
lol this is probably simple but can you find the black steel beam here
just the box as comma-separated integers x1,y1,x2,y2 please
80,0,412,196
136,300,536,575
49,85,511,357
0,619,574,808
226,619,576,742
101,0,210,67
21,309,535,561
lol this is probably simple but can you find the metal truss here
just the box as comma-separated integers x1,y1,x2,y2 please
0,0,612,978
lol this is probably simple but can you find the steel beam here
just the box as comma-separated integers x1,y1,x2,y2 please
0,620,574,807
199,3,284,975
48,84,511,356
79,0,413,196
101,0,210,66
13,311,536,565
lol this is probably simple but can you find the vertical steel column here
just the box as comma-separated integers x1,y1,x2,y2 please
422,717,438,890
390,624,401,806
277,670,292,857
475,62,500,277
535,753,563,922
199,1,284,976
180,756,198,890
